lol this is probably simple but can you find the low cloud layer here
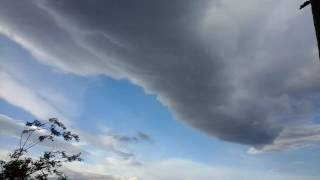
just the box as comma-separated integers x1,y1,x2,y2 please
64,159,320,180
60,168,139,180
0,0,320,151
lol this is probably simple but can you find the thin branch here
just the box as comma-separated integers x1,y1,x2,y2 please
21,130,35,150
25,140,42,151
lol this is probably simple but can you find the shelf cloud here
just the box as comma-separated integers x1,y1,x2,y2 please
0,0,319,151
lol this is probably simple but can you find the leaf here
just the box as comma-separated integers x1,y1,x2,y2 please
3,117,82,179
38,136,48,142
50,126,61,137
49,118,66,130
22,129,35,134
26,121,33,126
33,120,44,127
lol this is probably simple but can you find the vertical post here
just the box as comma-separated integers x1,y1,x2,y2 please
311,0,320,59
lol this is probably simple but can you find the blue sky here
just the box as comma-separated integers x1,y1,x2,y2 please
1,0,320,179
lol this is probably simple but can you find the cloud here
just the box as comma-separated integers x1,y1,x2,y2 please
0,114,25,138
60,168,139,180
113,132,153,144
78,127,152,165
134,159,320,180
249,125,320,154
0,0,320,150
0,71,62,119
64,158,319,180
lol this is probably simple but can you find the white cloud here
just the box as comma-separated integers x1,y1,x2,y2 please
133,159,319,180
250,125,320,154
61,168,138,180
65,158,319,180
75,126,152,166
0,70,62,119
0,114,25,137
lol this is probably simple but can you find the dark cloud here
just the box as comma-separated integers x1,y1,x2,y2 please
137,132,152,142
114,132,152,144
0,0,319,150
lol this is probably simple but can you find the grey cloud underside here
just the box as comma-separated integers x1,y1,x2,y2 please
1,0,320,149
0,114,24,137
114,132,152,144
56,168,139,180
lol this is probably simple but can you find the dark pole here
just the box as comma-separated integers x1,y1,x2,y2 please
311,0,320,59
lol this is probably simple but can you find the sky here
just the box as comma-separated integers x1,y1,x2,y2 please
1,0,320,179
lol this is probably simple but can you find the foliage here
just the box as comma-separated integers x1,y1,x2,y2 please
0,118,82,180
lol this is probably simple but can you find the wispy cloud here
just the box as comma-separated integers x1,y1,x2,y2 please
0,114,150,166
249,125,320,154
0,71,62,119
78,126,152,166
0,114,24,137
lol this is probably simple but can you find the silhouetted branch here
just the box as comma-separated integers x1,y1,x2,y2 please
0,118,82,180
301,0,320,59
